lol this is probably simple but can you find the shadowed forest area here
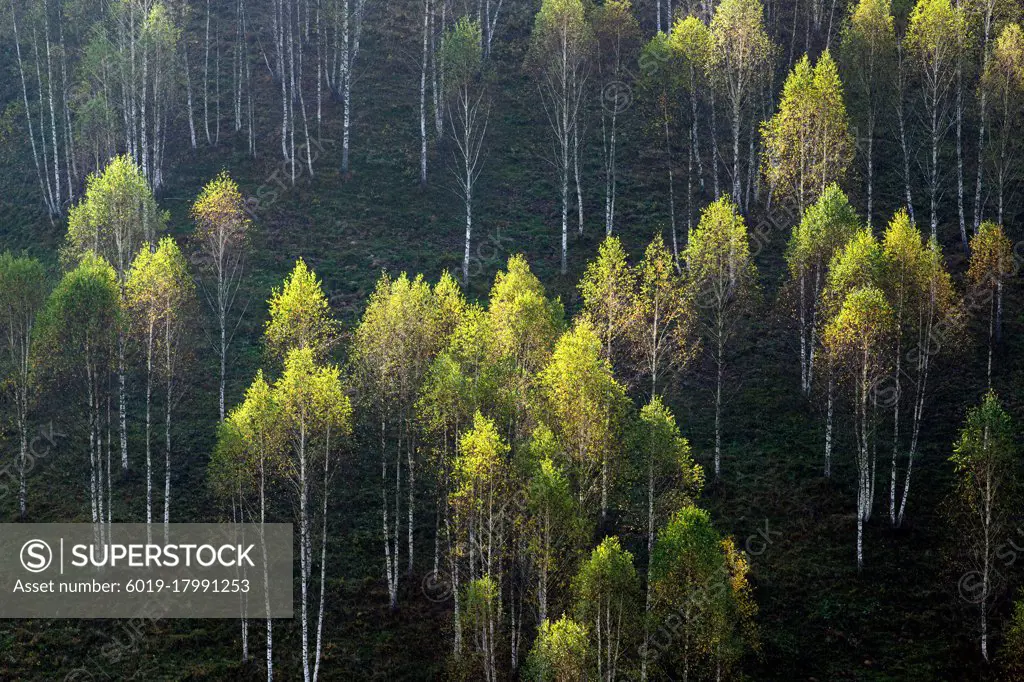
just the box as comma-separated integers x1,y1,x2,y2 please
1,0,1024,679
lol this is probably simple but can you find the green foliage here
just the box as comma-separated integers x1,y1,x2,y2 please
592,0,641,80
637,32,679,112
0,252,48,376
785,184,861,284
265,259,339,361
34,252,120,378
905,0,968,69
461,574,499,629
708,0,774,103
684,196,758,316
638,396,704,505
878,209,960,346
571,536,640,678
191,170,251,256
823,286,894,364
1000,591,1024,676
65,155,166,278
667,16,711,90
580,235,636,362
823,228,885,312
124,237,196,365
538,320,628,512
450,412,511,572
761,51,853,211
525,429,585,616
453,412,510,511
648,505,726,675
628,233,697,394
526,0,594,75
525,615,590,682
208,418,249,505
488,255,565,376
967,221,1013,291
441,17,484,94
839,0,897,118
950,390,1015,511
209,370,287,505
275,347,352,460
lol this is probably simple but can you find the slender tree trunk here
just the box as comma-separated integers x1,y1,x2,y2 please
929,92,939,239
974,11,993,232
866,114,874,228
714,312,724,478
731,99,742,201
185,47,197,149
119,338,128,475
955,51,967,252
825,373,833,477
163,330,172,544
574,125,584,235
897,45,915,221
204,0,212,144
419,0,429,186
145,327,154,541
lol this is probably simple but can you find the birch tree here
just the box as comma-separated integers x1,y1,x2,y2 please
66,154,166,476
487,255,566,445
526,0,593,274
627,234,698,397
971,0,1006,229
667,17,713,245
461,575,501,680
683,197,758,478
449,412,510,678
156,238,194,538
326,0,369,174
905,0,967,242
34,253,120,543
592,0,640,237
820,227,884,478
538,320,628,522
824,286,894,569
636,396,704,680
949,390,1017,662
880,211,959,527
784,184,860,397
7,0,73,216
968,221,1013,386
191,171,252,421
638,32,685,258
213,371,286,680
708,0,774,204
0,254,48,519
839,0,896,227
208,412,253,663
525,615,590,681
350,272,446,608
440,17,489,286
647,505,725,681
580,236,636,370
87,0,182,189
274,348,351,682
761,51,853,215
524,426,582,626
125,237,195,540
265,259,339,363
572,536,640,682
980,23,1024,225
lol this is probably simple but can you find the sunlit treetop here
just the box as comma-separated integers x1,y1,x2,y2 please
265,259,339,362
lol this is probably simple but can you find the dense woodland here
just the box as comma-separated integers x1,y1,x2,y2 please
2,0,1024,679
